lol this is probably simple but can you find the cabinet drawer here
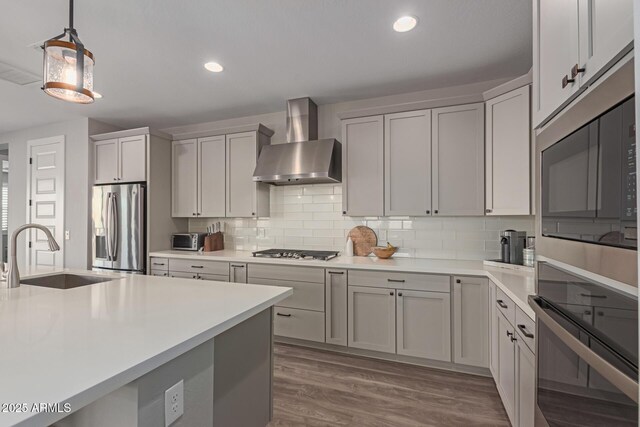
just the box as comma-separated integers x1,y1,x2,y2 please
348,269,450,292
273,307,325,342
169,271,198,280
515,307,535,353
248,263,324,283
149,257,169,272
496,287,516,325
198,273,230,283
150,270,168,277
169,258,230,275
248,277,324,311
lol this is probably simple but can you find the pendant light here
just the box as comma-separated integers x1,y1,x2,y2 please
42,0,95,104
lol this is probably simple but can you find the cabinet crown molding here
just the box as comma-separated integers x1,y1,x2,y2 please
91,127,171,141
170,123,274,141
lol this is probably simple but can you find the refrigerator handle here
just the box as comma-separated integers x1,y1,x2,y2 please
137,186,145,270
111,193,119,261
105,193,112,261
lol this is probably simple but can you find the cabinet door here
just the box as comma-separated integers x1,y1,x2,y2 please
198,135,226,217
516,339,536,427
533,0,580,126
485,86,531,216
172,139,198,217
397,289,451,361
453,277,489,367
341,116,384,216
489,282,500,378
229,263,247,283
326,269,347,346
119,135,147,182
226,132,258,218
578,0,633,86
432,103,484,216
94,139,118,184
348,285,395,354
384,110,432,216
497,312,516,425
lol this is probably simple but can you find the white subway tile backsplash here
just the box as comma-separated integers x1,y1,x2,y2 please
189,183,535,260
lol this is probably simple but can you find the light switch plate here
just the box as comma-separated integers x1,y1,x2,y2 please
164,379,184,426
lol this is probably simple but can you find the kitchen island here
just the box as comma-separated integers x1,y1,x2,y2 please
0,268,292,427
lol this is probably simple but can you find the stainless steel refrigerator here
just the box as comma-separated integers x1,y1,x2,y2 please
92,183,146,274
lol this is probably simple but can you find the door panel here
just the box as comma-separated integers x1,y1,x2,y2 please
226,132,258,218
172,140,198,217
453,277,489,367
397,289,451,361
119,135,147,182
432,104,485,215
497,311,516,424
94,139,118,184
198,136,226,217
516,340,536,427
348,285,395,353
326,270,348,346
384,110,431,216
28,137,64,268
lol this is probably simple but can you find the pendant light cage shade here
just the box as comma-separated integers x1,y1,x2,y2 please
43,40,94,104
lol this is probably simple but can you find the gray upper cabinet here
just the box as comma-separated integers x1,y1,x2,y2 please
485,86,531,216
198,135,226,218
341,116,384,217
384,110,432,216
432,103,485,216
453,276,489,368
533,0,633,127
226,131,270,218
94,135,147,184
172,139,198,217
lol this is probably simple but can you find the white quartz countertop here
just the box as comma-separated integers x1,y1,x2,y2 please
150,250,537,319
0,268,292,427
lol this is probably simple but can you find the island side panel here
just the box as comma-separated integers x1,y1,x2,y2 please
213,307,273,427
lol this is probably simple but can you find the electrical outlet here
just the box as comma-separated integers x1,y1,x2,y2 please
65,230,70,240
164,379,184,426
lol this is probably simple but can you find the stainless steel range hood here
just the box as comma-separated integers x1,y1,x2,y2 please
253,97,342,185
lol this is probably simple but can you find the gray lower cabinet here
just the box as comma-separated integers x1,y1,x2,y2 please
397,289,451,361
326,269,348,346
150,270,168,277
229,263,247,283
248,264,326,343
489,281,500,378
515,336,535,427
497,311,516,425
348,285,396,353
453,276,489,367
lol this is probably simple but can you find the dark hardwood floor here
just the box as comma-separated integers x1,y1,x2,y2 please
269,343,509,427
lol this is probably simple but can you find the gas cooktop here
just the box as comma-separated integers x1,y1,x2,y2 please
252,249,339,261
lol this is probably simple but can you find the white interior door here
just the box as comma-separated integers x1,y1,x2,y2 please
27,136,65,268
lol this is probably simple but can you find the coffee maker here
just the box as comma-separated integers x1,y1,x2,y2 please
500,230,527,265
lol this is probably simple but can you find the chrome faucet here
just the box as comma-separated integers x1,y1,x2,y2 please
5,224,60,288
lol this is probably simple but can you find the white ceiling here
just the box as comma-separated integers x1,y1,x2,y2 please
0,0,532,134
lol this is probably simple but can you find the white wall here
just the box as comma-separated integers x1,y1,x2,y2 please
0,118,119,269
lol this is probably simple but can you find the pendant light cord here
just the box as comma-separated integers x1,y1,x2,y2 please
68,0,74,30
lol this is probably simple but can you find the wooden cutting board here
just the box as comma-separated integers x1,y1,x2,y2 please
348,226,378,256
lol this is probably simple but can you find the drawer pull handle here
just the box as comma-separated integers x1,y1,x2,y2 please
510,336,518,343
191,265,204,269
328,271,344,275
497,300,508,309
580,293,607,299
231,264,245,268
387,279,405,283
562,74,575,88
276,313,292,317
152,262,165,266
517,324,534,339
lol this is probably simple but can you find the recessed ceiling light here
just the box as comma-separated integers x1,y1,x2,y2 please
204,62,224,73
92,91,103,99
393,16,418,32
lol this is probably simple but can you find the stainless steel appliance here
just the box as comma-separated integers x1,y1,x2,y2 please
541,95,637,250
171,233,207,251
252,249,339,261
529,262,638,426
252,97,342,185
500,230,527,264
92,183,145,274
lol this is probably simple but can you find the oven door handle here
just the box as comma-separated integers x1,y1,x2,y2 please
529,296,638,403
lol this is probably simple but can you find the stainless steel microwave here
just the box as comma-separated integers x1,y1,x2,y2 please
171,233,207,251
541,95,637,249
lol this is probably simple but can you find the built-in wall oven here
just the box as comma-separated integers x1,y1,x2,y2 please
529,262,638,426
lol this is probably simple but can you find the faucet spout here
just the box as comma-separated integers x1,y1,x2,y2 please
4,223,60,289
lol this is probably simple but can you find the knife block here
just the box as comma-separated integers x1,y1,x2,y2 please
204,232,224,252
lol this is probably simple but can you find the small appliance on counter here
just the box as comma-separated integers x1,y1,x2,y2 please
500,229,527,265
171,233,207,251
203,222,224,252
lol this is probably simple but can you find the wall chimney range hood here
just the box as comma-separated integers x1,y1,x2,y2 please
253,97,342,185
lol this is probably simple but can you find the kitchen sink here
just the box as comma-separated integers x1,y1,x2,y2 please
20,273,118,290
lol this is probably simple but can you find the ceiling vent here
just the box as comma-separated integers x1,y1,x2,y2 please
0,61,40,86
